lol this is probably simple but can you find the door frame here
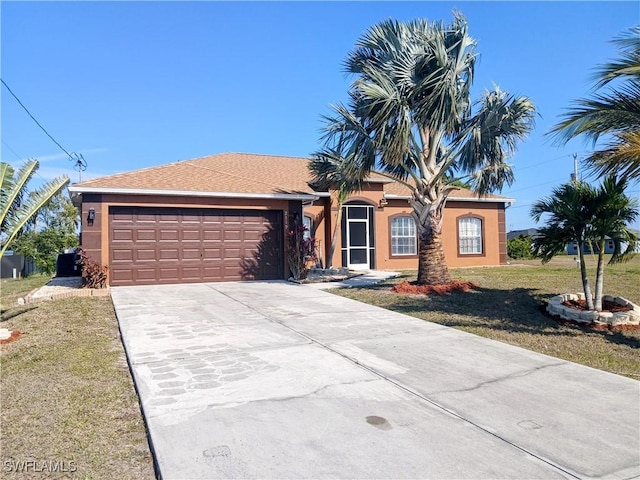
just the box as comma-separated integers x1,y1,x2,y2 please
341,202,375,270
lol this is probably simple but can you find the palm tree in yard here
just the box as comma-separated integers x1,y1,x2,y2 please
589,176,638,311
315,14,536,285
531,181,599,310
309,149,363,269
550,26,640,180
1,160,70,257
531,176,638,312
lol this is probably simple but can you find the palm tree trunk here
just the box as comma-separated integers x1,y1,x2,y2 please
594,239,606,311
577,244,595,310
417,228,452,285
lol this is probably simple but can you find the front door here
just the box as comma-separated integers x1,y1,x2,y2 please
342,203,375,270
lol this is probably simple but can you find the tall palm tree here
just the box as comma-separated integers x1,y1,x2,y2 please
589,176,638,311
308,149,363,268
1,160,70,257
531,181,598,310
550,26,640,180
318,14,536,284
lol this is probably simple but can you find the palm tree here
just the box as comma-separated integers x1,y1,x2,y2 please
550,26,640,180
308,149,363,269
531,181,598,310
531,176,638,312
318,14,536,284
589,176,638,310
1,160,70,257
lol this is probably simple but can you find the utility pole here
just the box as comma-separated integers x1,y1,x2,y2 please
570,153,579,182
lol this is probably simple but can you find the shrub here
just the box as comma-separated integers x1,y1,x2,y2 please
287,223,317,280
77,249,109,289
508,235,535,260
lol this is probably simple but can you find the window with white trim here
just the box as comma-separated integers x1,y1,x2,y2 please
391,216,417,256
458,217,483,254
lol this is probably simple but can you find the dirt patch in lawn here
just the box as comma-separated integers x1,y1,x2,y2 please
391,280,480,295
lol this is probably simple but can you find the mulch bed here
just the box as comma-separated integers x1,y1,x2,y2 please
391,280,480,295
562,299,631,313
0,330,21,345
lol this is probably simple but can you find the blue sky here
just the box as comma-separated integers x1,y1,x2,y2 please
2,1,638,231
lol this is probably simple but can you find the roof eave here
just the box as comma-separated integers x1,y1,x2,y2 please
67,186,320,202
384,194,515,204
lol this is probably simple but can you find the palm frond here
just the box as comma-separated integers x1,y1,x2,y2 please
584,130,640,180
550,81,640,144
594,26,640,88
1,160,70,256
457,88,536,194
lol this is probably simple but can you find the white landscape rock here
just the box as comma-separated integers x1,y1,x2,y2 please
0,328,12,340
547,293,640,327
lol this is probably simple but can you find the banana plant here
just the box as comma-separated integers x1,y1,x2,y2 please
1,160,70,257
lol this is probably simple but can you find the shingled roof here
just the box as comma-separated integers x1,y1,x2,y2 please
69,152,513,203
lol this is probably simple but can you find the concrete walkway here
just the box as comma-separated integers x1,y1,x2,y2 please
112,281,640,480
305,270,400,290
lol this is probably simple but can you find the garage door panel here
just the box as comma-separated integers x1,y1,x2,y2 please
181,266,203,280
202,247,221,259
112,249,133,261
136,230,157,241
182,248,200,260
181,230,201,241
159,229,179,241
109,207,283,286
159,249,179,260
203,230,221,240
112,229,133,241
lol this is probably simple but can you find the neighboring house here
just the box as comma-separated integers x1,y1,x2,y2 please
567,229,640,255
68,153,514,286
506,228,538,241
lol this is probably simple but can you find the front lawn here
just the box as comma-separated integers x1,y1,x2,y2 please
334,255,640,379
0,277,155,479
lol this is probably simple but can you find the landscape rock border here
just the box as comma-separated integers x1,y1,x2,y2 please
547,293,640,331
19,287,111,305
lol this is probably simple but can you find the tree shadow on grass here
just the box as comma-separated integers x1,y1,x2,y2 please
348,284,640,350
1,305,38,322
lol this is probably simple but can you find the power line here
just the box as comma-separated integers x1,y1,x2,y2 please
1,78,74,159
1,78,89,182
513,153,587,173
1,140,24,161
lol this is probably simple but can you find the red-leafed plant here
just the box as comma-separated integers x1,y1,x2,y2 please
287,222,317,280
77,248,109,289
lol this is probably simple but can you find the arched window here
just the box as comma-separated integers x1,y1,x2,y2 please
390,216,417,256
458,216,483,255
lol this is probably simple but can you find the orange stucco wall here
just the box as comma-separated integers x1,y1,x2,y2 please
303,185,508,271
80,185,508,283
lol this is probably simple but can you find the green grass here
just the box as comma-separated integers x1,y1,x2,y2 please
1,278,155,479
334,255,640,379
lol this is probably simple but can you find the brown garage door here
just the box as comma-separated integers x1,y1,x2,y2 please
109,207,283,286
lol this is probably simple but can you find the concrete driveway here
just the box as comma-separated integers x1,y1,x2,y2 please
111,281,640,479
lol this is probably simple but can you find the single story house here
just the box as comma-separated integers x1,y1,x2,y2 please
68,153,514,286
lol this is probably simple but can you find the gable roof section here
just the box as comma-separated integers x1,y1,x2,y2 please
69,153,321,200
69,152,513,204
